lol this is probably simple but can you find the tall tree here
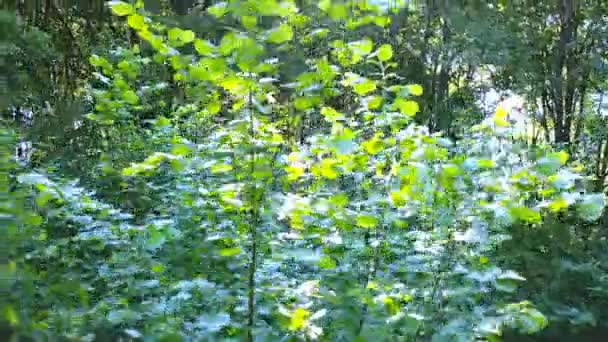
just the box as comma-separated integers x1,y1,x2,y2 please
497,0,608,145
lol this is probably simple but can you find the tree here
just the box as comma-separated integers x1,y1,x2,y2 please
497,0,608,145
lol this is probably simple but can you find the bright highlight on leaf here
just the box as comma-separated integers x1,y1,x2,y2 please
377,44,393,61
548,197,569,212
493,106,510,127
127,14,146,30
288,308,310,331
409,84,423,96
110,1,134,16
268,24,293,44
393,98,420,116
510,206,541,224
356,215,378,228
208,2,228,18
353,79,377,95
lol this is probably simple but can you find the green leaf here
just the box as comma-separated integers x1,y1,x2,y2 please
536,151,569,175
127,14,145,30
146,229,166,250
168,28,195,43
294,97,317,110
122,90,139,104
211,163,233,174
329,193,349,207
208,2,228,18
367,96,383,110
510,206,541,224
179,30,195,43
25,214,43,226
518,309,548,334
408,84,423,96
353,79,377,95
288,308,310,331
318,0,331,11
377,44,393,61
356,215,378,228
350,38,374,55
194,39,214,56
171,144,191,156
317,159,339,179
328,4,348,20
241,16,257,30
578,194,605,222
36,192,56,207
393,98,419,116
219,247,241,257
318,256,337,269
321,106,344,121
477,159,496,168
268,24,293,44
362,136,384,155
548,197,569,212
110,1,134,16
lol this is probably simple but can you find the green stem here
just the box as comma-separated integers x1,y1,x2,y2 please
246,87,258,342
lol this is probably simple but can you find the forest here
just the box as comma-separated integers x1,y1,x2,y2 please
2,0,608,341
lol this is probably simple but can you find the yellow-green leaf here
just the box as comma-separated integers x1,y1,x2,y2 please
180,30,195,43
356,215,378,228
367,96,383,110
377,44,393,61
268,24,293,44
318,256,336,269
495,106,508,119
127,14,146,30
319,159,339,179
362,136,384,155
493,106,510,127
211,163,233,174
408,84,423,96
350,38,374,55
548,197,569,212
393,98,419,116
241,15,257,30
171,144,191,156
110,2,134,16
288,308,310,331
208,2,227,18
320,106,344,121
286,165,305,181
353,79,377,95
328,4,348,20
220,247,241,257
151,264,165,273
122,90,139,104
477,159,496,168
510,206,541,224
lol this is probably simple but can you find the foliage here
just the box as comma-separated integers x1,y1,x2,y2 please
2,1,608,341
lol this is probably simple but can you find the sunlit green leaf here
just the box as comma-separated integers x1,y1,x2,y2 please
127,14,146,30
356,215,378,228
268,24,293,44
110,1,134,16
377,44,393,61
353,79,377,95
510,206,541,224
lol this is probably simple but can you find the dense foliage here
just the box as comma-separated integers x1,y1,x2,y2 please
2,1,608,341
